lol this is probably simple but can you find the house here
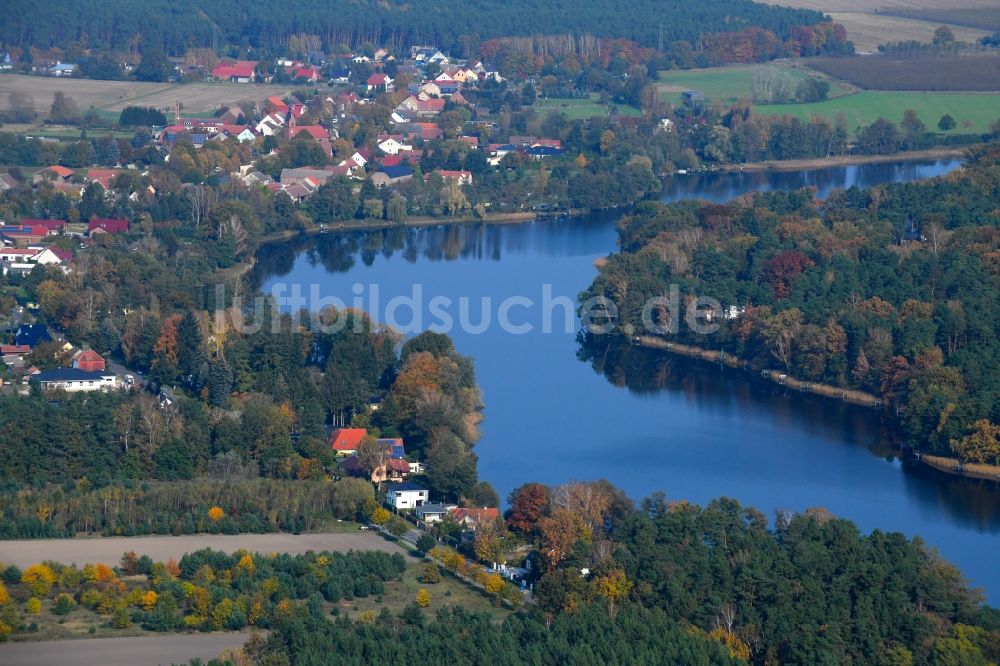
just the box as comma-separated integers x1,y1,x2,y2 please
1,344,30,367
266,96,289,114
18,219,65,235
415,503,457,524
0,248,37,263
50,62,78,77
370,165,413,187
33,368,118,392
88,218,130,236
341,455,410,484
384,482,429,510
211,60,258,83
448,507,501,530
85,169,120,189
218,106,245,124
280,167,336,187
396,96,445,117
30,247,72,266
1,225,49,247
419,81,442,97
33,165,74,185
435,170,473,185
377,136,412,155
72,349,105,372
525,145,564,160
376,437,405,459
330,427,368,455
349,150,371,168
282,177,320,202
288,125,330,140
289,66,321,82
14,324,51,348
366,72,394,92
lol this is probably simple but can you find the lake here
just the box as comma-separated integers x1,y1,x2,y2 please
256,158,1000,601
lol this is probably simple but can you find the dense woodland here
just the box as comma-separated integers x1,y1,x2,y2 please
3,0,832,60
581,143,1000,461
248,483,1000,665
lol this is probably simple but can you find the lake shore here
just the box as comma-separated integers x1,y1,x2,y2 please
633,335,880,408
918,454,1000,484
718,147,969,173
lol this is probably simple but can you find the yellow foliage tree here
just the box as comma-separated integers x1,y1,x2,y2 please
21,564,57,596
26,597,42,614
371,506,391,525
0,581,9,605
416,588,431,608
594,569,633,619
485,573,506,596
236,553,256,576
141,590,159,611
208,506,225,521
709,628,751,661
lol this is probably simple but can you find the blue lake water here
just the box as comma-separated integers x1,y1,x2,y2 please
257,158,1000,602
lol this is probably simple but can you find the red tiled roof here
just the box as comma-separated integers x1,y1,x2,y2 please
212,61,257,79
86,169,119,189
44,165,74,178
367,73,390,85
290,125,329,140
49,248,72,262
379,155,406,167
19,219,65,231
449,507,500,525
0,345,31,355
330,427,367,452
7,226,48,237
267,95,288,110
87,218,129,234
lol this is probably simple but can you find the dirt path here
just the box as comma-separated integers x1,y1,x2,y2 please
0,532,405,568
0,632,255,666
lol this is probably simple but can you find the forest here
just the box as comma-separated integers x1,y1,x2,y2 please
3,0,830,58
580,142,1000,461
246,484,1000,665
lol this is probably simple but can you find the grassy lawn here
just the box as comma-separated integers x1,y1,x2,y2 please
657,64,851,106
333,561,512,622
534,96,642,119
763,91,1000,133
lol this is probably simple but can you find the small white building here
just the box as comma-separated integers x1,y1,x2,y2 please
384,482,429,510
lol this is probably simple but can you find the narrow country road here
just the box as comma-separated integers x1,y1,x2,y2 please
0,632,256,666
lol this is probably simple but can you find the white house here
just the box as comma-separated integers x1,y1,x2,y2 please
33,368,118,392
377,137,412,155
384,482,429,510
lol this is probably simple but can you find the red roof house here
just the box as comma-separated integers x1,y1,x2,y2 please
289,125,330,140
87,218,130,235
330,427,368,454
18,219,65,234
449,507,500,529
86,169,120,189
211,61,258,82
72,349,106,372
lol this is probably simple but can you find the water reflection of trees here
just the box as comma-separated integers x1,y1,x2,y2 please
578,332,1000,530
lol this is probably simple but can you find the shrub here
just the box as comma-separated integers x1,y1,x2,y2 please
416,588,431,607
53,593,75,615
26,597,42,614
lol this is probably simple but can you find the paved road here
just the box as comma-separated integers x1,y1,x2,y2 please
0,532,405,568
0,632,255,666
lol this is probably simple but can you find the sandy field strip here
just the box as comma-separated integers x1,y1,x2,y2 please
0,632,255,666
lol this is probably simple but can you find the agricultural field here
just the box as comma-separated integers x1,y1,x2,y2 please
757,0,994,52
764,91,1000,133
657,63,851,106
807,54,1000,91
533,96,642,119
0,74,295,117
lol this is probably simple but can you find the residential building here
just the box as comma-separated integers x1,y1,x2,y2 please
366,72,394,92
385,482,429,510
370,165,413,187
415,503,457,523
211,60,258,83
87,218,130,235
72,349,106,372
14,324,51,348
330,427,367,455
449,507,501,530
341,455,410,484
1,344,30,367
33,368,118,392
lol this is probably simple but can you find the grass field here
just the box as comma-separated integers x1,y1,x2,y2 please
534,96,642,119
764,91,1000,132
0,74,296,116
657,64,852,106
757,0,994,52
